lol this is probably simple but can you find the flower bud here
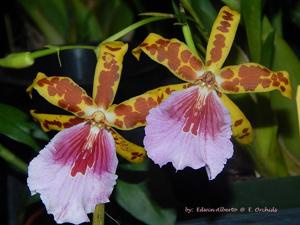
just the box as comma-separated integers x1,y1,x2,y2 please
0,52,34,69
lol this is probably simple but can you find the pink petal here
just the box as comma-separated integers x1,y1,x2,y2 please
27,122,118,224
144,86,233,180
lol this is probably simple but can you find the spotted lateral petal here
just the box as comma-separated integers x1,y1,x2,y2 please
27,72,95,118
110,129,146,163
30,110,84,132
132,33,204,82
144,86,233,180
27,122,118,224
219,94,253,144
217,63,291,98
93,42,128,109
106,83,190,130
205,6,240,72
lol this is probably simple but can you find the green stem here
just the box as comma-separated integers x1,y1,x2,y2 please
30,45,96,59
0,143,27,174
182,24,198,55
102,16,173,43
92,204,105,225
180,0,209,41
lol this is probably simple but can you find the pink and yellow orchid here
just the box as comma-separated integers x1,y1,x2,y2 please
133,6,291,180
26,41,188,224
27,42,137,224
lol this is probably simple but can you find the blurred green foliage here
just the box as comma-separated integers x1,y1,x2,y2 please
16,0,134,44
0,103,48,172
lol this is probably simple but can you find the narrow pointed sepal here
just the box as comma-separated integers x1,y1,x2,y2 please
30,110,84,132
205,6,240,72
219,94,253,144
111,129,146,163
144,86,233,180
93,42,128,109
27,122,118,224
132,33,204,82
27,72,96,117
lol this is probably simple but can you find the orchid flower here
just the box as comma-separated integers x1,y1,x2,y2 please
27,42,136,224
27,41,187,224
133,6,292,180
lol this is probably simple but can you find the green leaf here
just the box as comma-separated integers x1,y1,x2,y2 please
70,0,103,42
115,180,176,225
280,140,300,175
188,0,216,32
181,0,216,42
258,16,300,175
119,158,150,172
225,44,249,65
0,103,40,150
33,0,69,40
249,125,289,177
106,0,134,36
261,17,275,68
96,0,134,39
270,34,300,162
233,93,289,177
290,1,300,28
241,0,262,62
271,10,283,37
221,0,240,12
16,0,64,44
0,143,27,174
172,0,180,21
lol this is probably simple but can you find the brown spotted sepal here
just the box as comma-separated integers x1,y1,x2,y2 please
217,63,291,98
111,129,146,163
219,94,253,144
93,42,128,109
205,6,240,72
30,110,84,132
27,72,96,118
132,33,204,82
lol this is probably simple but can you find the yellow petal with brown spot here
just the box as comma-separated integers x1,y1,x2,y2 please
219,94,253,144
30,110,84,132
217,63,291,98
27,72,95,118
133,33,204,82
206,6,240,72
93,42,128,109
111,129,146,163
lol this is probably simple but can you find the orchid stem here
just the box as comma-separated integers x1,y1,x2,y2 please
92,204,105,225
30,45,95,59
180,0,209,41
179,3,198,56
182,24,198,55
102,16,173,43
